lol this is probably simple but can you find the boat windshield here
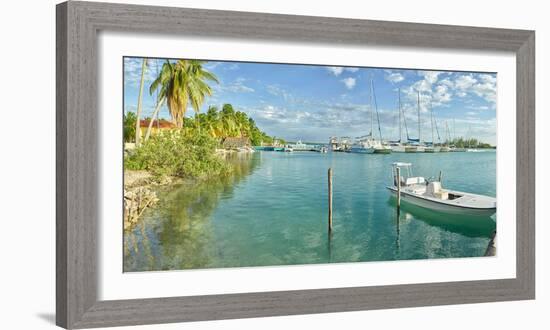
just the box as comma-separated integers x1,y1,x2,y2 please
391,162,414,185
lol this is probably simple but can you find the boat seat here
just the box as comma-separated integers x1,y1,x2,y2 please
405,177,425,185
426,182,441,194
426,182,449,200
434,190,449,200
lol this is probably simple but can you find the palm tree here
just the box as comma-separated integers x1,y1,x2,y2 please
135,58,148,147
220,104,238,136
143,96,166,142
203,106,222,137
149,59,218,128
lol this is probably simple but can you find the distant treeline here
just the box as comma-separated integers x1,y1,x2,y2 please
124,103,278,146
192,104,279,146
449,137,494,149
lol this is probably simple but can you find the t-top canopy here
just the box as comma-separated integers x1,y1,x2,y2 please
392,162,412,167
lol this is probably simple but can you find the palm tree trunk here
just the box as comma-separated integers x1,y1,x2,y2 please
144,98,165,142
135,59,147,147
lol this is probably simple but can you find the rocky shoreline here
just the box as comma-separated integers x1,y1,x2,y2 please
124,170,160,230
124,149,254,229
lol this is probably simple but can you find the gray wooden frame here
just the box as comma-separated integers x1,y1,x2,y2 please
56,1,535,328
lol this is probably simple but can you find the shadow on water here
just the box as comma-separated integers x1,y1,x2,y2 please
124,152,261,272
387,197,496,239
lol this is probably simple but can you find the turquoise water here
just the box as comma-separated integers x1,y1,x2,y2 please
124,150,496,272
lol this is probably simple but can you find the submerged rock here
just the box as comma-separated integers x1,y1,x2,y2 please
123,186,159,230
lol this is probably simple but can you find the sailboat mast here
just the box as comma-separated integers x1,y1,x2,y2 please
398,88,402,142
417,91,421,143
453,118,456,141
430,101,434,146
401,91,410,141
369,78,373,137
371,79,383,141
445,121,450,146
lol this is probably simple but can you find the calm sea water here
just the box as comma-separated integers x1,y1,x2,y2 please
124,150,496,272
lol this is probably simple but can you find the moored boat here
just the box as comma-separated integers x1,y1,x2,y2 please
289,140,310,151
387,162,496,216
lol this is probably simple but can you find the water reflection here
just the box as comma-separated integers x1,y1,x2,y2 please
125,151,496,272
124,153,261,271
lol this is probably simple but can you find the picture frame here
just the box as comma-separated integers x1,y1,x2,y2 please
56,1,535,328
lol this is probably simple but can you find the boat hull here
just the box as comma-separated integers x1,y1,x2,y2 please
373,148,392,154
349,147,375,154
387,187,496,216
350,146,391,154
391,145,407,153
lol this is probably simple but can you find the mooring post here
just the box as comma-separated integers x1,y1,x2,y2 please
328,168,333,233
396,167,401,209
439,170,442,183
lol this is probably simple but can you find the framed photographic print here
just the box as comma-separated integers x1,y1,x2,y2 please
56,1,535,328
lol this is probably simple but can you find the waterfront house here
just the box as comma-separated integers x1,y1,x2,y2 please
138,119,176,136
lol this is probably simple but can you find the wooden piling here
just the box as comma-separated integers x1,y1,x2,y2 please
328,168,333,233
396,167,401,208
438,170,442,183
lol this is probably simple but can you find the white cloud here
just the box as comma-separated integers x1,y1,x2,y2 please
420,71,441,84
327,67,344,76
341,77,356,90
453,74,496,104
215,77,254,93
225,63,239,70
439,78,454,88
479,74,497,84
385,72,405,83
124,57,159,88
326,66,360,76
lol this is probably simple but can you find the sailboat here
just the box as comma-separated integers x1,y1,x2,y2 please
439,121,452,152
404,92,425,153
424,101,440,153
450,119,465,152
390,88,407,153
350,79,391,154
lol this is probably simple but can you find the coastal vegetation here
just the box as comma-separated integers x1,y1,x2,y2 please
123,59,278,228
125,129,230,180
124,59,277,181
123,111,137,143
449,137,494,149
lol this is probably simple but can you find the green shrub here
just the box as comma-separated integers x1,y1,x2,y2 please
125,129,230,179
123,112,137,143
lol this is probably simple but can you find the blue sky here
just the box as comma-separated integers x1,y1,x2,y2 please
124,57,497,145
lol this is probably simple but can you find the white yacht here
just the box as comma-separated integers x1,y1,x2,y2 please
350,135,391,154
290,140,310,151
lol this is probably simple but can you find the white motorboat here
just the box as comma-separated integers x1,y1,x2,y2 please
350,135,391,154
387,162,496,216
289,140,310,151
